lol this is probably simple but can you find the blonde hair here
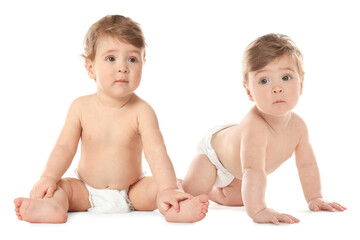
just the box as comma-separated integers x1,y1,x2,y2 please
82,15,146,61
242,34,304,82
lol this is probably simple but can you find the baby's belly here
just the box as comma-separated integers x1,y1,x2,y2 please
77,158,143,190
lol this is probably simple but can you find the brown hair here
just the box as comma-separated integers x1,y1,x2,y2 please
242,34,304,82
82,15,146,61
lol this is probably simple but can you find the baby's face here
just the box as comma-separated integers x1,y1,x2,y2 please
86,36,145,99
244,54,304,117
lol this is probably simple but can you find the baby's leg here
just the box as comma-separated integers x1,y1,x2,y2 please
128,177,158,211
128,176,209,223
208,178,244,206
182,154,217,196
14,178,90,223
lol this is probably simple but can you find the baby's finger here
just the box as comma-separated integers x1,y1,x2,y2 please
331,202,347,211
309,204,320,212
175,192,192,201
45,186,56,198
158,201,170,213
31,189,44,199
283,214,300,223
29,190,34,199
277,214,295,224
167,198,180,213
38,192,46,199
270,216,280,225
320,203,335,212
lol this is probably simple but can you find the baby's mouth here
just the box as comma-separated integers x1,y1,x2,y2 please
115,79,128,83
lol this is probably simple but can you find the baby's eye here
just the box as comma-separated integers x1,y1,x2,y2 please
259,78,269,85
106,56,116,62
128,57,137,63
282,75,291,81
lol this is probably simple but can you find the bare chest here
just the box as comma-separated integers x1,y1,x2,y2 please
80,108,140,146
264,134,299,173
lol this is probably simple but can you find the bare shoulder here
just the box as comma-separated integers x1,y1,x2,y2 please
131,94,157,117
240,108,269,144
291,112,309,137
66,95,86,115
239,108,269,168
60,95,96,128
131,94,152,108
291,112,306,125
68,94,95,114
71,94,95,107
131,95,159,130
242,108,270,133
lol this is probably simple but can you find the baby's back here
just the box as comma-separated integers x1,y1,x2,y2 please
211,106,304,179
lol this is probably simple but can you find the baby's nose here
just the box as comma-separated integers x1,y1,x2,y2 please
272,86,283,94
117,65,129,73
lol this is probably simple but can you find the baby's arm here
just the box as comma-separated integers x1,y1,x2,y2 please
31,99,82,199
241,124,299,225
137,102,191,213
295,123,322,203
241,126,267,218
295,121,346,212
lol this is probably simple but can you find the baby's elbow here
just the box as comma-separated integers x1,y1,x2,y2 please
242,167,266,176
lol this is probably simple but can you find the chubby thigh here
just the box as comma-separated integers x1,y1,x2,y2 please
128,176,158,211
58,178,91,212
182,154,218,196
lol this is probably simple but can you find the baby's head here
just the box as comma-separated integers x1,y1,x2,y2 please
82,15,146,61
242,33,304,83
242,34,305,117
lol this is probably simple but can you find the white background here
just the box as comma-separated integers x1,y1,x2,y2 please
1,0,359,239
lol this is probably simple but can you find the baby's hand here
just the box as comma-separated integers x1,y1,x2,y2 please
253,208,300,225
30,176,57,199
157,188,192,214
308,198,346,212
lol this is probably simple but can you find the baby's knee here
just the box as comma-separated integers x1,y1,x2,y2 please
57,178,76,197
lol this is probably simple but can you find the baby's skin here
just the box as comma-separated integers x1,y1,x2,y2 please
183,54,346,224
14,36,209,223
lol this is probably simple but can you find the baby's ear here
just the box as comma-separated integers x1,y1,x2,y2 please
243,81,254,101
85,58,96,80
300,73,304,95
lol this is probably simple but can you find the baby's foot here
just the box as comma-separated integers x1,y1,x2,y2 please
14,198,68,223
164,194,209,223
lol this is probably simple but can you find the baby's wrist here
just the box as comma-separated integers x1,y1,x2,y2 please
158,186,179,193
157,182,179,192
247,206,267,219
40,175,58,183
307,196,323,204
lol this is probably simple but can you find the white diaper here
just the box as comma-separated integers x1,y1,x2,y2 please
197,124,235,188
75,170,135,213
